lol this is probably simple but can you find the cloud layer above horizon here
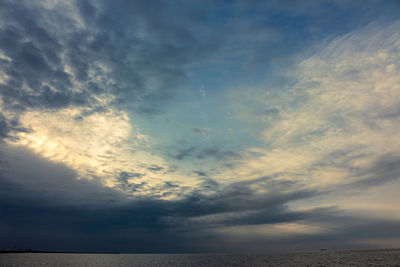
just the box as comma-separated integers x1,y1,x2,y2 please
1,0,400,252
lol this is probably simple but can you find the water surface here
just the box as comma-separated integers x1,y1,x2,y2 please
1,249,400,266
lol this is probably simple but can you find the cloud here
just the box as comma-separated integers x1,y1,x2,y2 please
0,0,235,198
193,171,208,177
189,127,208,136
0,143,121,206
4,106,195,197
0,0,225,197
171,146,241,162
345,153,400,189
196,147,241,161
2,147,400,252
147,165,164,172
172,146,196,161
0,1,88,112
0,112,13,139
1,0,400,253
0,145,325,252
227,21,400,191
0,0,219,133
254,108,280,118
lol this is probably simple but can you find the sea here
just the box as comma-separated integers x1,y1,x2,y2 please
1,249,400,266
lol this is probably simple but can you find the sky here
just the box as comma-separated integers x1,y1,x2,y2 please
1,0,400,253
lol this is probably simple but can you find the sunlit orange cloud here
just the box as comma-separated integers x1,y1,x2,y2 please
8,106,197,198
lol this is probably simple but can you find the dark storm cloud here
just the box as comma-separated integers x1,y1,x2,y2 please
0,143,319,252
0,0,396,114
1,0,379,120
0,144,121,205
72,0,222,113
0,2,87,112
2,143,400,252
0,0,388,142
0,0,220,138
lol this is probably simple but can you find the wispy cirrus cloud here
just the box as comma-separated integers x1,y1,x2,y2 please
227,21,400,216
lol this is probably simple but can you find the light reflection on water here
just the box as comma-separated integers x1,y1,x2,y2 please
1,249,400,266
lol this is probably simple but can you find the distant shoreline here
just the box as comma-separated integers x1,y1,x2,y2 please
0,250,120,254
1,248,400,255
